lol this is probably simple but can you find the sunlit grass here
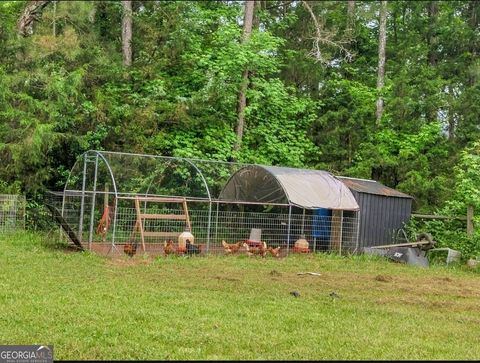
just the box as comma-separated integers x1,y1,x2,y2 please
0,231,479,360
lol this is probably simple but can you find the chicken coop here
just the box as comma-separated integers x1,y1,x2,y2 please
56,150,361,256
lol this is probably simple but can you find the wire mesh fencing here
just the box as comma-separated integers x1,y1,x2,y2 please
53,150,367,256
0,194,26,232
58,191,359,256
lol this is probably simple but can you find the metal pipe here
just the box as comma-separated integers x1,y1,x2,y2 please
88,154,99,249
301,208,305,235
183,159,212,202
90,151,119,248
339,210,344,256
67,189,358,210
214,201,220,244
78,156,88,243
286,205,292,255
207,201,212,253
111,196,118,248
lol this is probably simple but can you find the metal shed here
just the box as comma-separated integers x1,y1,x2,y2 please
337,177,413,248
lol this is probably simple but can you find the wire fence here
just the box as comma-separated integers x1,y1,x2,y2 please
53,191,359,256
0,194,26,232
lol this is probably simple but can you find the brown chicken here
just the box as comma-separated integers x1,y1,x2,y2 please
243,242,268,257
222,240,243,254
268,246,281,258
163,240,175,256
123,242,137,257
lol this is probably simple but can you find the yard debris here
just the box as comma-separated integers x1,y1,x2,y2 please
290,291,301,297
362,232,439,267
428,248,461,265
215,276,240,282
270,270,282,277
297,272,321,276
329,291,340,299
362,246,429,267
467,259,479,269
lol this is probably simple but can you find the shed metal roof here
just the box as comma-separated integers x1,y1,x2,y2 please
337,177,413,199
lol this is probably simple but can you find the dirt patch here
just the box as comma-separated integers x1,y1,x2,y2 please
428,300,454,309
215,276,240,282
270,270,282,277
107,257,153,267
375,274,393,283
436,276,453,282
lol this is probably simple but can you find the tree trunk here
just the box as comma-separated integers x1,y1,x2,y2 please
427,1,438,66
52,0,56,37
425,1,438,122
233,0,255,153
253,0,261,29
346,1,355,36
376,1,387,125
17,0,52,37
122,0,133,67
448,109,456,141
469,0,479,29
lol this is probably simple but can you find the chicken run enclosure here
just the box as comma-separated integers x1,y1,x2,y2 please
55,150,362,256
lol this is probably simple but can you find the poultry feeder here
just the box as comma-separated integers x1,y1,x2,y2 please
245,228,263,248
293,235,310,253
178,228,194,254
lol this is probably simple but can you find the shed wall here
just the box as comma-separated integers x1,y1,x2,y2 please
353,191,412,247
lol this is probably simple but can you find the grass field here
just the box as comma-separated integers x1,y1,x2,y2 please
0,231,479,360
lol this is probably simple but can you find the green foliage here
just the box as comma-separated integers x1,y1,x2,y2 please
405,141,480,258
0,0,479,253
241,78,319,166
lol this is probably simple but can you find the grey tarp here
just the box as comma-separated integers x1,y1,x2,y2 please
218,165,359,210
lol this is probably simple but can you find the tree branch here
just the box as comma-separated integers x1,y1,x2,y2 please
302,1,353,64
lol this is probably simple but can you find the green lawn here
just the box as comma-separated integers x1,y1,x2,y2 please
0,231,479,360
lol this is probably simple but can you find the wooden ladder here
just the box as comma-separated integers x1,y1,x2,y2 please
131,196,191,251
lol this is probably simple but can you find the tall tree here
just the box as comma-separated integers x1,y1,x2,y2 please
426,1,439,67
122,0,133,67
233,0,255,153
346,0,355,36
52,0,56,37
375,0,387,125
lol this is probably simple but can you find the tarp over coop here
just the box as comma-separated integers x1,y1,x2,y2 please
219,165,359,210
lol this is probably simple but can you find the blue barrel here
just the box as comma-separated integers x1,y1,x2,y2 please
313,208,332,241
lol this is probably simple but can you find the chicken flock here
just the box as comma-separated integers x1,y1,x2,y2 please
124,239,281,257
222,240,281,258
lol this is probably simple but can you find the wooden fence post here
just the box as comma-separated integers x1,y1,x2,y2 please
467,205,474,238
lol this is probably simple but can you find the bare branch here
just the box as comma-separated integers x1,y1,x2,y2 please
302,1,354,64
265,0,295,11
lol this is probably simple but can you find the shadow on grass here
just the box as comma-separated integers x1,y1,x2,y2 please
37,229,84,254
